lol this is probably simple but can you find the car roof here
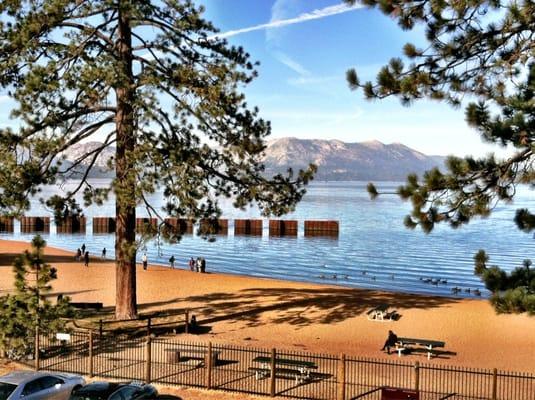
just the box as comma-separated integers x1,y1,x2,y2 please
74,382,124,397
0,371,52,385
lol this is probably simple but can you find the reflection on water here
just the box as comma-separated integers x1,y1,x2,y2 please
1,181,534,298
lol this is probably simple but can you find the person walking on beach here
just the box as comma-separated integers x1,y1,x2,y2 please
142,253,148,270
84,251,90,267
169,255,175,268
381,330,398,354
195,257,201,272
188,257,195,271
200,257,206,273
101,247,106,259
81,243,86,254
75,248,82,261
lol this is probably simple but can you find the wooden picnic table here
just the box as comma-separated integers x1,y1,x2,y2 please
395,337,446,360
166,346,220,366
366,303,395,321
250,356,318,383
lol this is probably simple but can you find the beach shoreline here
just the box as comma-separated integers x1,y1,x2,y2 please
1,238,534,373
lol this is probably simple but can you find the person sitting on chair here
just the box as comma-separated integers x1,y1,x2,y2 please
190,315,198,333
381,330,398,354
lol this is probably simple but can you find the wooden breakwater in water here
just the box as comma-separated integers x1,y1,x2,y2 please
0,217,14,233
20,217,50,233
3,216,339,238
56,216,86,234
163,218,193,235
93,217,116,234
269,220,298,237
234,219,263,235
199,218,228,235
136,218,158,233
304,220,339,237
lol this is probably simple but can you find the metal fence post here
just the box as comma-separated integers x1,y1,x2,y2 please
492,368,498,400
414,361,420,392
270,348,276,397
337,353,346,400
34,325,40,371
205,342,213,389
88,331,94,377
145,335,152,383
184,310,189,334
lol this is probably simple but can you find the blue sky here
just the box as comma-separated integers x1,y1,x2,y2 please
199,0,507,157
0,0,507,158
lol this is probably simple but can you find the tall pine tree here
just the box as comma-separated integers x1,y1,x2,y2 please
346,0,534,312
0,1,315,319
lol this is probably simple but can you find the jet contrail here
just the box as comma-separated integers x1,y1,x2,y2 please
210,3,364,40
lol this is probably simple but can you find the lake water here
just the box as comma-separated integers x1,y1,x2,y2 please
1,180,534,298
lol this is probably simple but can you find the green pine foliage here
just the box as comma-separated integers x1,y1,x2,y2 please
351,0,534,313
0,1,315,319
0,236,73,358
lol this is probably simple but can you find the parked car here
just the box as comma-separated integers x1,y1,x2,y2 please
70,382,157,400
0,371,85,400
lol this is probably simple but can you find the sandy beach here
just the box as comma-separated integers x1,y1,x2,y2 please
1,238,534,374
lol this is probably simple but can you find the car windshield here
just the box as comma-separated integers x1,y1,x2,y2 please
0,382,17,400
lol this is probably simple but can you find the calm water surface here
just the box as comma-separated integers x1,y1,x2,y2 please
2,180,534,298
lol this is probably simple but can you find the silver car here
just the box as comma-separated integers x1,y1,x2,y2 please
0,371,85,400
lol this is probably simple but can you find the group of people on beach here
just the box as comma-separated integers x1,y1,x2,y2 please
188,256,206,273
75,244,108,267
167,255,207,272
75,243,90,267
140,253,207,272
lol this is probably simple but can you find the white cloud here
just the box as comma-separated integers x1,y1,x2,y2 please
272,51,311,76
287,74,341,86
210,3,364,40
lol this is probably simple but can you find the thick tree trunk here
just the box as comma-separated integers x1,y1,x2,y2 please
115,3,137,320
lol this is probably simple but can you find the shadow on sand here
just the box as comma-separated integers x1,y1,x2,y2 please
85,287,463,330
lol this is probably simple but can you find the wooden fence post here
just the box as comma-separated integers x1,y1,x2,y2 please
34,325,40,371
270,348,276,397
492,368,498,400
147,317,151,335
413,361,420,392
99,319,103,339
337,353,346,400
145,335,152,383
205,342,213,389
88,331,94,377
184,310,189,334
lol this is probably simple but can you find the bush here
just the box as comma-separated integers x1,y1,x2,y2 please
490,287,535,314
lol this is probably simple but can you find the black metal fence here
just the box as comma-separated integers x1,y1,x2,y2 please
33,330,535,400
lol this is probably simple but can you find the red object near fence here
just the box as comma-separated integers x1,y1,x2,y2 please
381,387,419,400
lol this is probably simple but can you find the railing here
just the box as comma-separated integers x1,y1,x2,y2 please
31,330,535,400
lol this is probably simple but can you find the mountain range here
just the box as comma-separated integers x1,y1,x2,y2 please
60,138,445,181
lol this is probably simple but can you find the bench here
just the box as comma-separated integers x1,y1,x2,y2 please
395,337,445,360
248,366,313,383
69,302,103,310
166,347,220,366
251,356,318,383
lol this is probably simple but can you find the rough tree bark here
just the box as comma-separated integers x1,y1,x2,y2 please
115,3,137,320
